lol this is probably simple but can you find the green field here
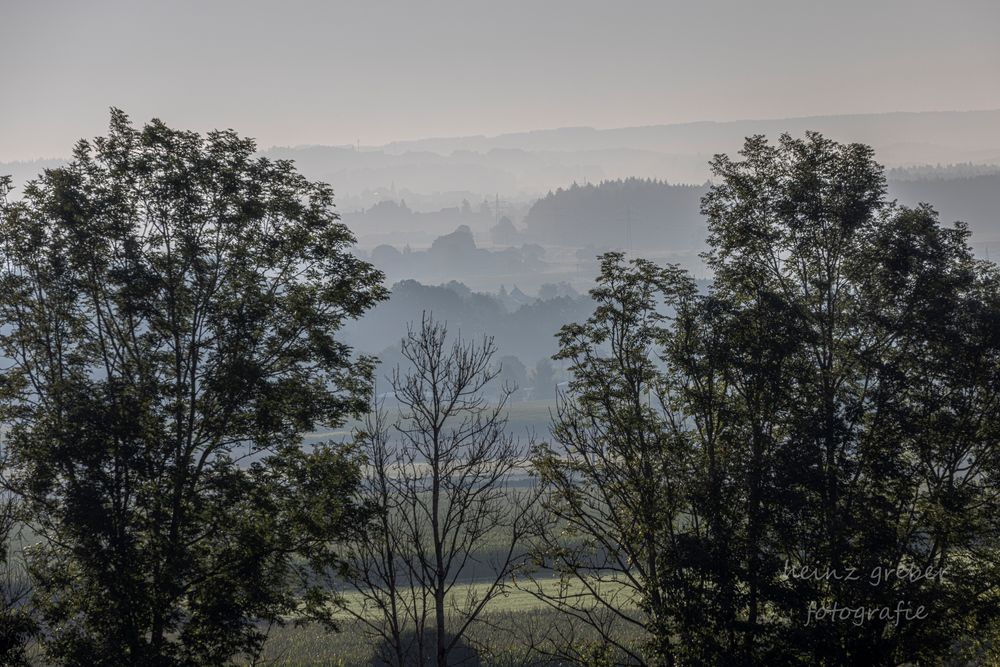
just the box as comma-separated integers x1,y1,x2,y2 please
332,575,631,620
268,399,611,665
251,576,641,666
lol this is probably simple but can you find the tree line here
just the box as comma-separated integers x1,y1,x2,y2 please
345,277,595,386
1,113,998,666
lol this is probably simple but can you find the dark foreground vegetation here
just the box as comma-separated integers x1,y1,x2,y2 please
1,113,998,666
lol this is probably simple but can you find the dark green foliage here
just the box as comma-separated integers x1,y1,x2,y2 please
0,489,34,667
530,253,698,666
0,176,37,667
696,133,1000,664
536,133,1000,665
0,111,386,666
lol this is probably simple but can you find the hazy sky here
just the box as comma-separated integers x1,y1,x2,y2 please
3,0,1000,160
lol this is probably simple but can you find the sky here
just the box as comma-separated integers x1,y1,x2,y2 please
3,0,1000,161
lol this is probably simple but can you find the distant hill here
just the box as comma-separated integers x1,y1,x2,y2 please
523,178,705,250
520,173,1000,253
888,174,1000,246
341,279,597,367
5,113,998,255
886,163,1000,181
246,111,1000,202
360,224,547,286
7,111,1000,205
381,110,1000,164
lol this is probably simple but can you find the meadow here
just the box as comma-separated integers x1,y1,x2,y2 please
252,577,641,666
246,398,637,665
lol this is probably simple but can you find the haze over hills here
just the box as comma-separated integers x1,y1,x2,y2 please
380,109,1000,158
262,110,1000,207
7,113,999,373
5,110,1000,275
6,110,1000,207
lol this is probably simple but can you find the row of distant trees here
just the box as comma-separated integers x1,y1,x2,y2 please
523,178,707,249
345,276,597,369
377,344,561,403
1,113,998,666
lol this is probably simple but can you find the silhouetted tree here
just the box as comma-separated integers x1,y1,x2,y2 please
0,111,386,666
531,134,1000,665
694,132,1000,664
528,253,698,666
344,316,540,667
0,177,37,667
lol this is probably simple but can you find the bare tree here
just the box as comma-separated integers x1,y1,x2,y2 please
343,315,540,667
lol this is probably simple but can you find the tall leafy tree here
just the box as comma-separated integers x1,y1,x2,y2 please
699,133,1000,664
0,111,386,666
529,253,699,665
534,134,1000,665
0,176,37,667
